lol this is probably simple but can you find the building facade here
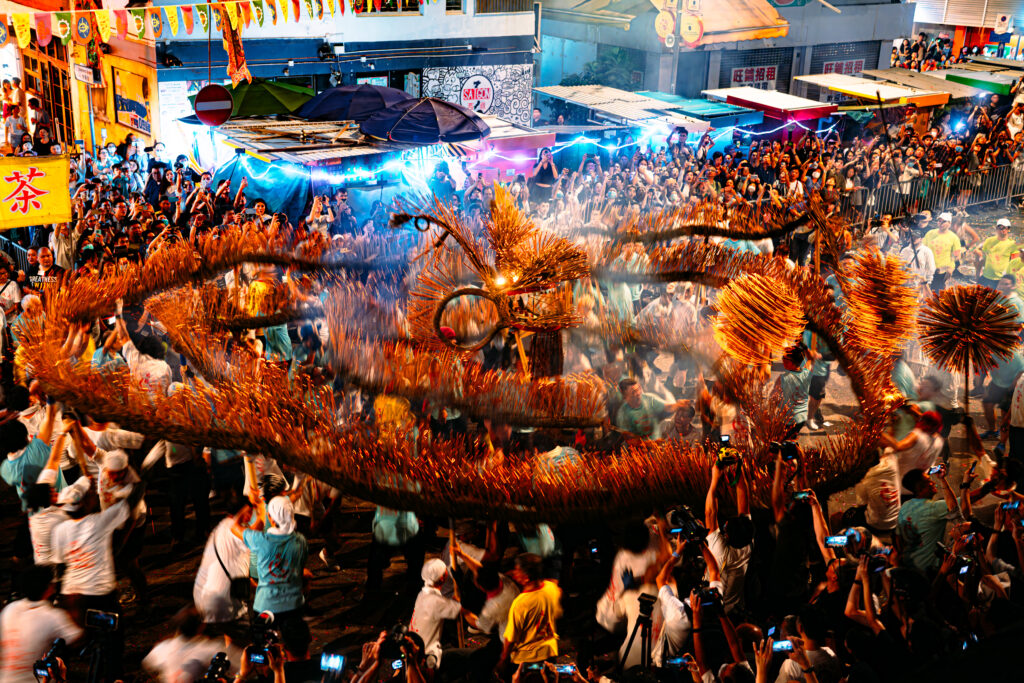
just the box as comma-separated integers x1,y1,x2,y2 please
536,0,915,102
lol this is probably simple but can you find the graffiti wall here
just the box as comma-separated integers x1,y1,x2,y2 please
421,63,533,126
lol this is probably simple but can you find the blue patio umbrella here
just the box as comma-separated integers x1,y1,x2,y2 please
359,97,491,144
296,84,412,122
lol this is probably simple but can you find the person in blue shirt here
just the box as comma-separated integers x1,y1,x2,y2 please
615,378,688,439
778,343,818,437
981,349,1024,440
0,399,65,510
897,466,961,574
232,495,308,621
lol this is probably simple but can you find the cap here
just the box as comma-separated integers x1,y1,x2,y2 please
938,212,953,222
57,484,85,510
997,218,1012,227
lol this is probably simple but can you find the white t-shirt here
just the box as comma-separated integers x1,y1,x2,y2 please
614,585,664,670
596,546,659,632
64,425,145,470
28,506,69,566
0,599,82,683
242,454,284,500
142,635,227,683
476,576,520,642
141,440,195,470
409,586,461,668
706,516,752,613
288,472,339,518
51,500,130,596
896,430,943,491
1009,373,1024,428
193,517,250,623
0,279,21,322
776,647,840,683
121,340,172,397
854,453,901,531
657,580,725,666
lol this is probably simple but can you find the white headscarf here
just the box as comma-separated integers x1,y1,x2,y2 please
266,495,296,535
421,558,447,587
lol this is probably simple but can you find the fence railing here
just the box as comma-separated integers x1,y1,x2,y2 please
0,234,28,273
859,163,1024,226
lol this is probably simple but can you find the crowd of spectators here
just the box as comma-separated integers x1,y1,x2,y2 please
4,76,1024,683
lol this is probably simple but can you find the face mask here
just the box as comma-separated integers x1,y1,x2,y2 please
812,172,820,179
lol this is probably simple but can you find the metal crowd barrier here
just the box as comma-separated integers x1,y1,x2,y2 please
0,234,29,273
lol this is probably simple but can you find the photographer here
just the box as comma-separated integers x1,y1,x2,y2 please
142,606,227,683
0,571,81,682
705,452,753,615
656,531,724,666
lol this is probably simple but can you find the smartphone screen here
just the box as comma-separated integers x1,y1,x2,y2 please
320,653,345,672
825,535,848,547
772,640,794,653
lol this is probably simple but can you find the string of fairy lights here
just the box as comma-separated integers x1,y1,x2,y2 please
228,117,842,188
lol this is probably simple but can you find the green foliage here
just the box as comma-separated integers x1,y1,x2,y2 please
559,47,642,91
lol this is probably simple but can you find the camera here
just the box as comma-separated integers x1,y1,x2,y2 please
379,622,410,661
667,505,708,543
769,440,800,460
86,609,118,632
248,611,279,664
33,638,64,680
697,585,723,615
203,652,231,681
637,592,657,619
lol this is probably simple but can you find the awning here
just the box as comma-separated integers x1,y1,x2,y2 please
861,68,986,100
534,85,711,132
794,74,949,107
701,86,837,121
967,55,1024,70
637,91,764,128
939,69,1016,95
539,0,787,46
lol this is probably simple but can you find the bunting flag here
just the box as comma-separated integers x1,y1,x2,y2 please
12,14,32,49
221,9,251,85
279,0,288,22
165,6,179,35
303,0,314,18
113,9,127,38
373,0,381,12
266,0,278,24
290,0,301,21
196,4,210,32
339,0,344,17
239,1,252,26
128,8,146,36
0,16,7,48
327,0,334,17
223,2,239,29
314,0,324,19
252,0,265,25
181,5,194,33
212,5,222,30
33,13,53,46
54,12,72,44
94,8,111,41
147,8,163,37
72,13,92,44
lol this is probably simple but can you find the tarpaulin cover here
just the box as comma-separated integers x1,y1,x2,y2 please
297,84,413,122
360,97,491,144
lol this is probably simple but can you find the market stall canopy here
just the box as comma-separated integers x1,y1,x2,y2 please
937,69,1018,95
539,0,787,45
861,68,986,100
296,84,413,122
637,91,763,128
794,74,949,107
534,85,711,132
966,55,1024,70
702,86,837,121
360,97,491,144
186,78,314,119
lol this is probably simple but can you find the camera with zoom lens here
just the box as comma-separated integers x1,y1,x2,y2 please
33,638,64,680
667,505,708,543
379,622,410,661
203,652,231,681
248,612,280,665
697,584,723,615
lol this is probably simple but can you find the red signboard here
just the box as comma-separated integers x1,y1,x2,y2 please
194,84,234,126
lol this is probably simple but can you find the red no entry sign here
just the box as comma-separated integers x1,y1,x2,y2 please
194,84,233,127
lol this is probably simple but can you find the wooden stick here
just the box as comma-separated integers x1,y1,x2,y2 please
449,520,466,648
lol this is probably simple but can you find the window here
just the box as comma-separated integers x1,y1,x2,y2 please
21,33,73,145
361,0,422,14
476,0,532,12
446,0,463,12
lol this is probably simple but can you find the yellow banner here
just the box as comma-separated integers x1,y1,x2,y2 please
12,14,31,49
0,156,71,230
95,9,112,42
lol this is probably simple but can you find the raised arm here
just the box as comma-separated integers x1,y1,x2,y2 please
705,462,721,532
736,459,751,516
808,491,836,564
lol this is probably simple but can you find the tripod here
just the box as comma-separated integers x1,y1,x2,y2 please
618,610,653,672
